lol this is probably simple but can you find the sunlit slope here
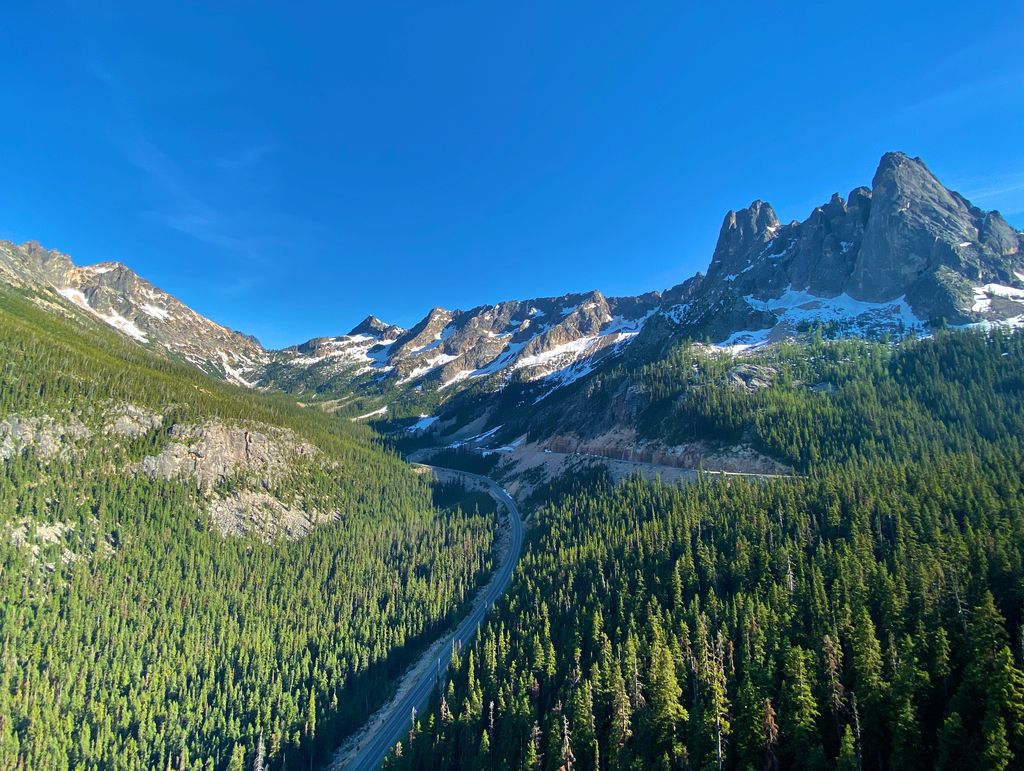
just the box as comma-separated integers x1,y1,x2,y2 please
0,285,496,771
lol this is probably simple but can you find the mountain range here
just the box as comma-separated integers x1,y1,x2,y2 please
5,150,1024,771
3,152,1022,422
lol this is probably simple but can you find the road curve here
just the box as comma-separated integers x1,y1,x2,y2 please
329,466,524,771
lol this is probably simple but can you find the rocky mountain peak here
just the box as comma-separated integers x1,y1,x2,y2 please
0,238,266,385
709,200,780,277
849,152,982,302
655,151,1024,346
348,314,390,337
980,211,1020,257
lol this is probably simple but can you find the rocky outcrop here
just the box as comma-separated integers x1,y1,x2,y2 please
6,519,81,570
103,404,163,438
726,363,775,392
137,422,317,488
207,489,337,541
0,416,90,460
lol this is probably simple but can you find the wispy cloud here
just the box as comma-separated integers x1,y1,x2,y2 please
891,68,1024,125
126,139,266,253
216,143,278,171
961,176,1024,202
82,44,305,266
949,170,1024,217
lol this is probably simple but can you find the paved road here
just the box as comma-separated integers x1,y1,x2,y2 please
540,449,796,479
331,466,524,771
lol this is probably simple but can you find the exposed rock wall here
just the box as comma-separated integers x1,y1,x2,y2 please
0,416,89,460
542,429,788,474
136,422,317,488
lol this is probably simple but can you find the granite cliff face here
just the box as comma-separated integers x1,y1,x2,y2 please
651,152,1024,348
851,154,1017,303
0,239,266,383
136,421,318,489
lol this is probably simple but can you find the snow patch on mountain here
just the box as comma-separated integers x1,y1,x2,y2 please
57,287,150,343
744,287,925,334
398,353,461,385
102,311,149,343
218,350,256,387
350,406,388,422
406,415,438,433
515,336,596,371
410,325,455,355
142,303,171,321
56,287,90,310
715,327,773,355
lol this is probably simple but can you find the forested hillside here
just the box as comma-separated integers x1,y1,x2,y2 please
392,330,1024,771
631,329,1024,469
0,286,497,770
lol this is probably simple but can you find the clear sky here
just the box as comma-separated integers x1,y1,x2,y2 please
2,2,1023,348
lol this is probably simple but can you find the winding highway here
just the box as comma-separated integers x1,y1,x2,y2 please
327,466,524,771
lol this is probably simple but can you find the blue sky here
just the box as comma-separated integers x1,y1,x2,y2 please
2,1,1023,348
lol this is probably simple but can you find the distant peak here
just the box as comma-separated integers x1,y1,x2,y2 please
348,314,389,337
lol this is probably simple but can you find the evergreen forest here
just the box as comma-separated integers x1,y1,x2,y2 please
389,329,1024,771
0,287,498,771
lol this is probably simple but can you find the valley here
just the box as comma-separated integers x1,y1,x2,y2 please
1,150,1023,771
328,466,523,771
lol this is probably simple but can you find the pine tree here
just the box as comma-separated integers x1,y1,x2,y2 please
889,635,925,771
837,726,857,771
850,610,886,768
760,698,779,771
609,664,632,770
227,745,246,771
938,592,1024,771
781,646,824,771
648,639,685,760
822,634,845,742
